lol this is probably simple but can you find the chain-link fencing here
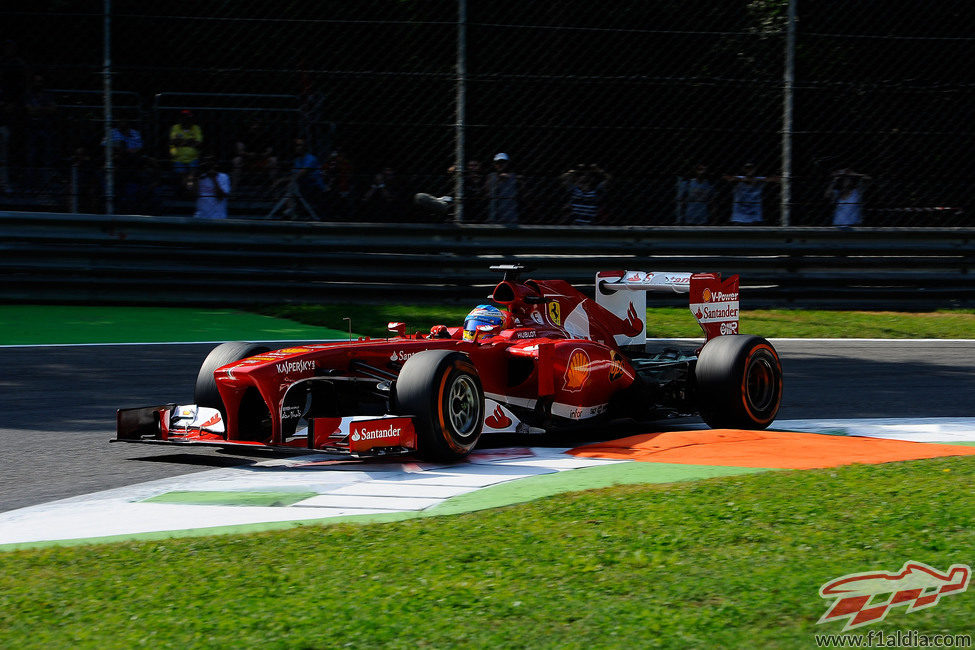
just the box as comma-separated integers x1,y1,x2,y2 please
1,1,971,226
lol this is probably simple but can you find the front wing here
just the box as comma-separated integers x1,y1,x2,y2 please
115,404,418,458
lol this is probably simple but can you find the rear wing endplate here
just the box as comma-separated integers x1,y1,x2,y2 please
596,270,740,345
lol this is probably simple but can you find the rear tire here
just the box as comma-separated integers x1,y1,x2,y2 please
395,350,484,461
695,335,782,430
194,342,270,416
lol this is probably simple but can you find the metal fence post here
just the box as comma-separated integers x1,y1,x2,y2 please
781,0,796,227
103,0,114,215
453,0,467,223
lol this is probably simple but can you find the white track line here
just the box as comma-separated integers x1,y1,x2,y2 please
775,418,975,443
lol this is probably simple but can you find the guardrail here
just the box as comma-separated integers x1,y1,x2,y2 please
1,212,972,309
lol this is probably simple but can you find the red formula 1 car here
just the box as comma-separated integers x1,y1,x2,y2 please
117,266,783,460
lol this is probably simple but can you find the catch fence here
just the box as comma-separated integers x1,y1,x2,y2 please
0,2,971,227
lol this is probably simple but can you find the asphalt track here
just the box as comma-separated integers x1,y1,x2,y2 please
2,340,974,514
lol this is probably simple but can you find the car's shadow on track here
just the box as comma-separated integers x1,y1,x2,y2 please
127,453,268,468
121,419,705,470
477,416,706,451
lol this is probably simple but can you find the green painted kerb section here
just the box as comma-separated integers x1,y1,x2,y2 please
425,461,773,516
143,491,319,507
0,305,350,345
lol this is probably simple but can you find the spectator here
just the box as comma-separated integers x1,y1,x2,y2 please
446,159,487,223
362,171,391,220
104,119,143,156
723,163,780,225
23,73,57,195
189,157,230,219
486,152,519,225
826,168,870,229
292,138,326,209
458,159,486,223
270,138,324,220
104,119,144,200
414,159,487,223
231,121,277,190
561,163,611,225
676,164,715,225
361,168,404,222
298,89,335,155
168,109,202,186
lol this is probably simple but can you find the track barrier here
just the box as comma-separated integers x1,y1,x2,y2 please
2,211,972,309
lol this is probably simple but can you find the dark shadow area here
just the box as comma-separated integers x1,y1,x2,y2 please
126,453,263,468
478,417,706,451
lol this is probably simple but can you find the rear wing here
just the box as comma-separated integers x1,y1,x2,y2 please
595,270,740,346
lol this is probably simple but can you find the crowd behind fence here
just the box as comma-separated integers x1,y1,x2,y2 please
0,1,972,227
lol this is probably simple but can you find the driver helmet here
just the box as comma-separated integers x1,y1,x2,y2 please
463,304,512,341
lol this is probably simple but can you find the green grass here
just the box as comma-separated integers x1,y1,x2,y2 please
262,304,975,339
1,457,971,648
0,305,351,345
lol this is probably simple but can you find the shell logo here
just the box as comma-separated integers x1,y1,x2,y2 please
563,348,591,392
702,287,712,303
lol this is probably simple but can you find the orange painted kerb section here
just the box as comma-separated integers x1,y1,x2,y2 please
568,429,975,470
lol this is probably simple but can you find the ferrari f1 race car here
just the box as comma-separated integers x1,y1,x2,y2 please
117,266,783,461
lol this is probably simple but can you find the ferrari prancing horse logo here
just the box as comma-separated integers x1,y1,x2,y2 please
547,301,562,325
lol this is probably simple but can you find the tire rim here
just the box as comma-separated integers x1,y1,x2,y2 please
448,375,480,438
745,353,777,415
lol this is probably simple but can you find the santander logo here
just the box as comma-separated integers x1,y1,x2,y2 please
351,424,402,442
622,302,644,337
484,405,513,429
200,412,222,428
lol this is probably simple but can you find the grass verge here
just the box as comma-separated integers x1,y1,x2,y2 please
261,304,975,339
0,305,350,345
1,456,971,648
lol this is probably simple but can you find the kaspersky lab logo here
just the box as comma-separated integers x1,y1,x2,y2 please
817,561,970,631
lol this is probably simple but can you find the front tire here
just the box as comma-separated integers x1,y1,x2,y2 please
395,350,484,461
194,341,270,416
695,335,783,429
